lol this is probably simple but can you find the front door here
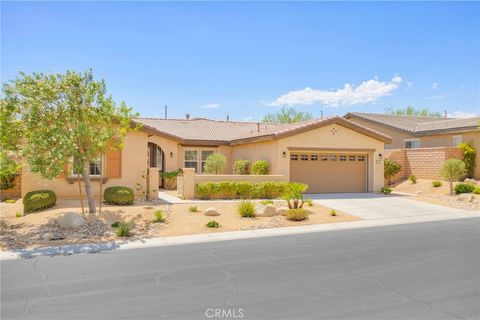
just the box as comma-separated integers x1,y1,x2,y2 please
147,142,165,188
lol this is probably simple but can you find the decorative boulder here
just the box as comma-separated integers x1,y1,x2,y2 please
204,207,220,216
255,204,276,217
276,207,290,216
42,232,56,241
465,178,477,185
56,212,85,229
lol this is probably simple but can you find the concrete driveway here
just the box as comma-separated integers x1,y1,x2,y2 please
307,193,473,220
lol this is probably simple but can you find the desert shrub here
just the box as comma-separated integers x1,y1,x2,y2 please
260,200,274,205
286,209,308,221
473,187,480,195
282,182,308,209
104,186,134,205
153,210,166,223
305,199,314,207
203,154,226,174
111,221,121,228
454,182,476,195
234,182,254,199
195,181,288,199
115,222,132,237
237,201,256,217
459,142,476,178
380,186,392,194
233,160,250,175
384,159,401,186
408,175,417,184
330,209,337,216
4,199,16,204
252,160,270,175
218,182,237,198
23,189,56,214
189,205,198,212
432,180,442,188
251,181,287,199
206,220,220,228
15,211,22,218
442,159,466,195
195,182,220,199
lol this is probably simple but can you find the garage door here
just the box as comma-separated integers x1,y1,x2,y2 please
290,153,367,193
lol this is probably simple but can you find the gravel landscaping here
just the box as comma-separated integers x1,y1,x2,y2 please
0,198,357,250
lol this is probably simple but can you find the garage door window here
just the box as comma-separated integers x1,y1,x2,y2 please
311,155,318,161
349,155,356,161
290,154,298,160
320,155,328,161
300,155,308,161
358,156,365,162
339,155,346,161
328,155,337,161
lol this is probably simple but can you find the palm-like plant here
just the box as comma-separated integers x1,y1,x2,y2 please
282,183,308,209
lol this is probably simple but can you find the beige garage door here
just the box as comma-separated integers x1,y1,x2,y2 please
290,153,367,193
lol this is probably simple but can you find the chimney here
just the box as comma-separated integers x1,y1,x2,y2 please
185,113,191,120
226,115,230,122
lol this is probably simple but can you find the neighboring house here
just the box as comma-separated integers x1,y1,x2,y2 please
345,112,480,178
21,116,391,198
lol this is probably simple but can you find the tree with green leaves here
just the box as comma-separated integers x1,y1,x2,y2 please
458,142,476,179
441,159,466,195
204,153,226,174
384,159,402,186
2,70,137,216
262,107,314,124
387,106,442,117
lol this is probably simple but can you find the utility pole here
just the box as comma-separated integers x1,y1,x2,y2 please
164,105,167,119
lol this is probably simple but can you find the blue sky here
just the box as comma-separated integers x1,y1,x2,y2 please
2,1,479,121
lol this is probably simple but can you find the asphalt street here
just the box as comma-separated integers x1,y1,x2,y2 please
2,218,479,320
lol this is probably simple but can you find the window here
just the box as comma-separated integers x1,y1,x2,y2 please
310,155,318,161
184,150,198,172
404,139,420,149
290,154,298,161
320,155,328,161
201,150,214,173
452,135,462,147
358,156,365,162
300,155,308,161
328,155,337,161
349,155,356,161
339,155,346,161
72,158,102,176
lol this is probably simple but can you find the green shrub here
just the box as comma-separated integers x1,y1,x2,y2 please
233,160,250,175
23,189,56,214
330,209,337,216
152,210,166,223
286,209,308,221
111,221,121,228
195,181,288,200
195,182,220,199
189,205,198,212
260,200,274,205
104,186,134,205
282,182,308,209
218,182,237,198
206,220,220,228
235,182,254,199
251,181,286,199
160,170,181,189
305,199,314,207
408,175,417,184
0,151,21,190
384,159,401,186
459,142,476,178
380,186,392,194
115,222,132,237
454,182,476,195
432,180,442,188
16,211,22,218
252,160,270,175
4,199,16,204
237,201,256,217
203,153,226,174
473,187,480,195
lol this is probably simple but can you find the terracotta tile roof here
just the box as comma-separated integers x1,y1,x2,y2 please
344,112,451,132
133,116,392,144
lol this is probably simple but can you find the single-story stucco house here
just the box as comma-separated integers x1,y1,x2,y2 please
345,113,480,179
21,116,392,199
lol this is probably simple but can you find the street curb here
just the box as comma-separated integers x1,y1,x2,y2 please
1,211,478,261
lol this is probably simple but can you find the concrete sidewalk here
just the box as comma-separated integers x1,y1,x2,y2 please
1,207,477,261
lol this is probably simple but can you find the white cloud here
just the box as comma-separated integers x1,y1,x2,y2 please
448,111,479,118
200,103,221,109
266,75,402,107
431,82,439,89
426,94,453,100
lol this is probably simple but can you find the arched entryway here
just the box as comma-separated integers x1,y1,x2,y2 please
147,142,165,188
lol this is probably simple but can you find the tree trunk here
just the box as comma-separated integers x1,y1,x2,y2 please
77,173,85,216
82,163,96,217
449,181,454,195
99,155,103,213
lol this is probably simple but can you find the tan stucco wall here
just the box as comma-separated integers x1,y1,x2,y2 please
420,131,480,178
347,116,416,149
230,141,278,174
22,130,150,199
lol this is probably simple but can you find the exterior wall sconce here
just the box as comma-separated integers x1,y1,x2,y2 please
282,151,287,158
170,152,174,158
378,153,383,160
